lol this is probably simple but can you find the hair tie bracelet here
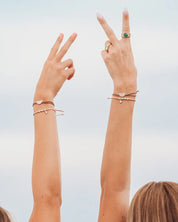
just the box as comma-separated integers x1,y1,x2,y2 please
32,100,55,107
33,108,64,117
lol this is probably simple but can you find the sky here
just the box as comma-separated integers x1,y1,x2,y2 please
0,0,178,221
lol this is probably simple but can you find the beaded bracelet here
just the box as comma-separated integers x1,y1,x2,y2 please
108,97,136,104
33,108,64,117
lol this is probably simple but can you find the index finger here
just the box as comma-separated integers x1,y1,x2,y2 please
97,13,118,44
56,33,77,61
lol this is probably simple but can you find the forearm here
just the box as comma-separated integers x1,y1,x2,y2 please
29,33,77,222
97,9,137,222
32,101,62,205
100,85,135,191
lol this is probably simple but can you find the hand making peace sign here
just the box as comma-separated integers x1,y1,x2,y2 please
97,9,137,93
33,32,77,102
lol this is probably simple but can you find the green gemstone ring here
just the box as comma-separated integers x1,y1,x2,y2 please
121,33,131,38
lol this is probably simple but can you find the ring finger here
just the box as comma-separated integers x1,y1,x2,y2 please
61,59,75,80
61,59,73,69
63,67,75,79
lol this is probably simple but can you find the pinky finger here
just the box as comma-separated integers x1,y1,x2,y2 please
67,72,74,80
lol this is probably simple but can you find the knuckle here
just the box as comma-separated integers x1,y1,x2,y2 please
57,64,62,71
120,45,127,54
110,49,117,56
115,42,121,48
104,55,110,62
44,60,52,67
70,68,75,74
101,51,105,57
61,71,67,79
68,58,73,64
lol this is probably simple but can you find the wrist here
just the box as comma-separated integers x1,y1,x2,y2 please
33,103,55,112
113,82,137,94
33,90,54,103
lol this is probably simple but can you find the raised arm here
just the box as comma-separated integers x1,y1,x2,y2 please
97,10,138,222
29,33,77,222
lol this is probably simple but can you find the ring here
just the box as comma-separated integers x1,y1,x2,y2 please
105,42,112,53
121,33,131,38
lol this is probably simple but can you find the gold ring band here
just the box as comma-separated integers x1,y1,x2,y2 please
105,42,112,52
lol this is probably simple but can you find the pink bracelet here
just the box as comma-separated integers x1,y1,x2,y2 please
32,100,55,107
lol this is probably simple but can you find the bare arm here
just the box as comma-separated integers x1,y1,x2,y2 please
29,33,77,222
97,10,137,222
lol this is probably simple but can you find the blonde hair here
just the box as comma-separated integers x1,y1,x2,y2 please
0,207,11,222
127,181,178,222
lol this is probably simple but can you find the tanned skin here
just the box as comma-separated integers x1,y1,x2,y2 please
29,32,77,222
29,9,137,222
97,10,137,222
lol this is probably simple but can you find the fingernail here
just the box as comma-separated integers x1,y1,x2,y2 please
72,32,77,37
59,33,64,38
96,12,103,20
123,8,128,15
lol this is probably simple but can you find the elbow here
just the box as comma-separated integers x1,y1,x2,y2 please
33,189,62,207
32,175,62,207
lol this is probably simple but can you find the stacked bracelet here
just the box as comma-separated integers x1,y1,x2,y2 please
108,90,139,104
32,100,64,117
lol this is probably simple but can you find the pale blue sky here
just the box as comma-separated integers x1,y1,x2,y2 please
0,0,178,221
